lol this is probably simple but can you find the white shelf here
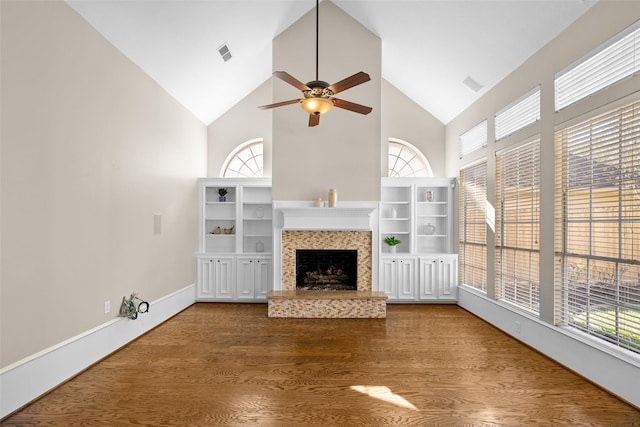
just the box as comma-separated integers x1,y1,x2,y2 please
199,178,272,254
381,177,455,255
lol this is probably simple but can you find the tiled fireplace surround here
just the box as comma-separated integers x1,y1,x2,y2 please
267,205,387,318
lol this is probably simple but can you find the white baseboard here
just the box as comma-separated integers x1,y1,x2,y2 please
457,286,640,409
0,284,195,419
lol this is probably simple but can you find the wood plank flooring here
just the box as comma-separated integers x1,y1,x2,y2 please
2,303,639,426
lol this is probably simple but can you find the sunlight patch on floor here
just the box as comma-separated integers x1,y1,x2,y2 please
350,385,419,411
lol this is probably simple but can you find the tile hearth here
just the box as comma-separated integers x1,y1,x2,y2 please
267,290,387,318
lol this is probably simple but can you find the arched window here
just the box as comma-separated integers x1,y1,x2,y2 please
220,138,264,177
388,138,433,177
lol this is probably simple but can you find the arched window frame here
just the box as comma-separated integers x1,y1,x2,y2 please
388,138,433,177
220,138,264,178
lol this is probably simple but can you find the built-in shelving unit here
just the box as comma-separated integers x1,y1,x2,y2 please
379,177,458,302
197,178,273,301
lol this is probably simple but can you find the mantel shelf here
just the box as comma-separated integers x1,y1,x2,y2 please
278,206,376,231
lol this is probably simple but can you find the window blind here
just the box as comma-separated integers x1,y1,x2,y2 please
459,120,488,158
555,99,640,354
555,22,640,111
495,87,540,140
459,161,488,292
496,139,541,313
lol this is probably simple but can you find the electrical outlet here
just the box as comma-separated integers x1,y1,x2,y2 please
104,300,111,314
515,321,522,334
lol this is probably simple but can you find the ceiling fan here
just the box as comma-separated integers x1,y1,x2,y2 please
258,0,372,127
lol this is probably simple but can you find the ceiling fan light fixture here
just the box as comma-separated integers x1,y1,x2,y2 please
301,97,334,115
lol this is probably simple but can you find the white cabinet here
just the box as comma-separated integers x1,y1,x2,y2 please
418,255,458,301
196,256,235,300
196,178,272,301
380,177,457,303
237,256,272,301
380,256,417,301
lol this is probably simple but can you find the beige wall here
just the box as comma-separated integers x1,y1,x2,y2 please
0,0,207,367
271,1,382,202
445,0,640,321
207,79,273,177
206,1,446,196
382,80,446,176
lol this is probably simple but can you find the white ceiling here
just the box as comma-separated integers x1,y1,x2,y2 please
66,0,596,125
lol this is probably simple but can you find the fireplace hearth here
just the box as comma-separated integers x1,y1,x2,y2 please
296,249,357,291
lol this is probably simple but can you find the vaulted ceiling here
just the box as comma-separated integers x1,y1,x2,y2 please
66,0,596,125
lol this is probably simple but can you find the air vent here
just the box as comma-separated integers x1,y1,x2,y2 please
217,43,232,62
463,76,483,92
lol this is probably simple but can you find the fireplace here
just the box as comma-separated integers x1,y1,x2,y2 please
269,205,386,318
281,230,372,292
296,249,358,291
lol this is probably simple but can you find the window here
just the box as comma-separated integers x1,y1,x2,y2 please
459,120,488,158
220,139,263,177
555,99,640,354
495,87,540,140
459,161,488,292
555,21,640,111
388,139,433,177
496,139,541,313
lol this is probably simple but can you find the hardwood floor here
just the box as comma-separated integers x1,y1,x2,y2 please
3,303,639,426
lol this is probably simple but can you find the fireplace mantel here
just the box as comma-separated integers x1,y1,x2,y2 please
277,206,376,231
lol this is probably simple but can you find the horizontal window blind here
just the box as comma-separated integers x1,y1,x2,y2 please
459,161,488,292
555,22,640,111
459,120,488,158
495,87,540,140
496,139,541,313
555,99,640,354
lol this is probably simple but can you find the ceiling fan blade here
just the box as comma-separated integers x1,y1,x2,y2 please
332,98,373,115
258,99,301,110
327,72,371,94
273,71,311,91
308,113,320,127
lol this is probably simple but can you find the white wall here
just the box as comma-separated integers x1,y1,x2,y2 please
1,0,206,368
446,0,640,407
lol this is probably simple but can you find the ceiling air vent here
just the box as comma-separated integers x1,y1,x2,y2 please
217,43,232,62
463,76,483,92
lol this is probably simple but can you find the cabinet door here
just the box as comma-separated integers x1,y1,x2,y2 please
254,257,272,300
196,258,216,300
438,255,458,300
397,258,417,300
419,257,438,300
214,257,235,300
380,258,398,299
236,257,255,299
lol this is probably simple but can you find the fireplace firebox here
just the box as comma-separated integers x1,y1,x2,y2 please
296,249,358,291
